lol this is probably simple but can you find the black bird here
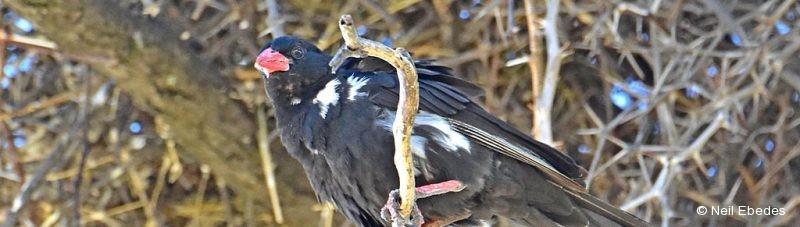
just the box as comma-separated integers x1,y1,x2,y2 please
255,36,649,227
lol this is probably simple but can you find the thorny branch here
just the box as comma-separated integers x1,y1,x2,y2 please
533,0,567,146
522,0,545,141
329,15,420,224
3,0,800,226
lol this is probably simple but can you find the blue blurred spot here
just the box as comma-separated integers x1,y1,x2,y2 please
7,54,18,63
706,65,718,77
637,101,649,111
4,64,18,78
504,52,516,60
381,37,393,47
729,34,742,46
459,9,471,20
578,144,590,154
129,121,142,134
787,11,796,21
590,57,597,65
3,11,16,23
13,137,25,148
357,25,367,36
14,18,33,33
13,136,26,148
775,20,791,35
723,112,733,125
685,85,700,98
707,165,717,177
640,32,649,42
610,84,632,109
1,77,9,89
471,0,482,6
792,92,800,103
627,78,650,97
19,56,35,73
652,124,661,135
765,138,775,152
754,158,763,168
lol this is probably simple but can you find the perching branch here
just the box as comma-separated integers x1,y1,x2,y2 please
329,15,419,224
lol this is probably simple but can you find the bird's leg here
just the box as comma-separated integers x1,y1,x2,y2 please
381,180,466,227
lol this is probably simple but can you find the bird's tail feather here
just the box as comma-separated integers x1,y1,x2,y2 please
555,182,651,227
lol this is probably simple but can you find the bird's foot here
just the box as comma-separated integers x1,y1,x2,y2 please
381,189,425,227
380,180,466,227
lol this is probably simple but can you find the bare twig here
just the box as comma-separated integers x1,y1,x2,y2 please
0,29,58,50
670,113,726,164
357,0,397,27
522,0,545,140
2,119,82,227
190,165,211,225
319,202,335,227
0,121,24,183
257,104,284,224
265,0,286,37
532,0,564,145
0,90,81,122
701,0,750,46
71,69,93,226
0,28,5,83
329,15,419,223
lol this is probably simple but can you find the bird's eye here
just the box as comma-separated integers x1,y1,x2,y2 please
291,48,305,59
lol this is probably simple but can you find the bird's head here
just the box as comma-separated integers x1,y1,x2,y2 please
255,36,334,101
255,36,331,79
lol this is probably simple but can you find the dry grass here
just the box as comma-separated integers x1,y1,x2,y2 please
1,0,799,226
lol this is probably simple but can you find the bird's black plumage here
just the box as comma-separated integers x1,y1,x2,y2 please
256,36,648,227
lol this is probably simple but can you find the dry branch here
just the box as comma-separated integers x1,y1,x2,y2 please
329,15,419,223
2,117,83,227
535,0,567,146
522,0,545,141
3,1,798,226
0,30,58,50
257,105,284,224
71,70,93,226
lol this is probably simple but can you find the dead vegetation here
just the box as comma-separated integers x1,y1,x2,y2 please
1,0,799,226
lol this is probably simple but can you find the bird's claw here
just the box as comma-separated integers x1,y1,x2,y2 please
381,189,425,227
380,180,466,227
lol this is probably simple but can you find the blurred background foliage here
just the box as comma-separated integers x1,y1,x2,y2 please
1,0,799,226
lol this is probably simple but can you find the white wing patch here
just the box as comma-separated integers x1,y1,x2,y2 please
414,113,471,152
313,79,341,119
346,76,370,101
376,110,471,153
410,135,428,158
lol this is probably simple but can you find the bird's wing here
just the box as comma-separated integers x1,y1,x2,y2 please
347,59,585,183
346,61,650,227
